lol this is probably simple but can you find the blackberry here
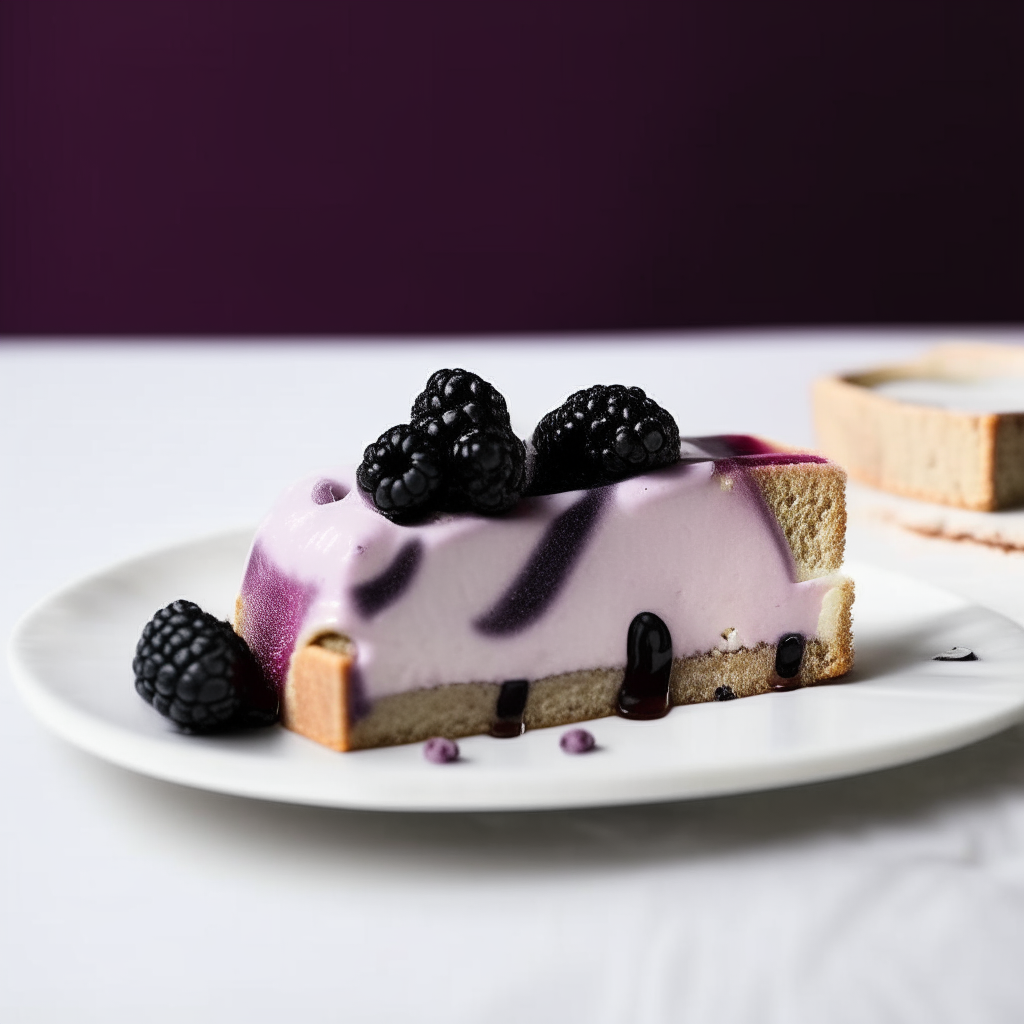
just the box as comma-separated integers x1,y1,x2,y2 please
133,600,277,732
408,368,525,515
446,425,527,514
411,368,511,445
529,384,680,494
359,370,526,520
357,424,444,522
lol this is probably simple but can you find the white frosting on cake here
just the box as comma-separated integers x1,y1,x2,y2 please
240,459,838,703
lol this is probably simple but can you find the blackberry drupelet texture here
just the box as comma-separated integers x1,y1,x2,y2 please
407,368,526,516
530,384,681,494
133,600,277,732
447,425,527,514
357,424,444,522
411,368,511,445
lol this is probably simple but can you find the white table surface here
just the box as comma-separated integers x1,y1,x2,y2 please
4,331,1024,1024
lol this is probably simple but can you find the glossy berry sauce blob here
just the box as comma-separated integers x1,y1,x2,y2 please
616,612,673,720
772,632,805,690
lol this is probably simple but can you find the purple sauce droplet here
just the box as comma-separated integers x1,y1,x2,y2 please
772,632,805,690
560,728,595,754
490,678,529,738
238,542,317,692
423,737,459,764
934,646,977,661
617,611,673,720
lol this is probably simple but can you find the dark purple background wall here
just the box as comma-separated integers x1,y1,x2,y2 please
0,1,1020,334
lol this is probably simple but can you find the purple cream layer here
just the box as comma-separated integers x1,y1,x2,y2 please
238,437,839,701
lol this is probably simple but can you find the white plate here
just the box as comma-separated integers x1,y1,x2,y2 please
10,531,1024,811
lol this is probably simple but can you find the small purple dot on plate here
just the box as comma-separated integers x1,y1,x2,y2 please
311,478,348,505
560,728,595,754
423,737,459,764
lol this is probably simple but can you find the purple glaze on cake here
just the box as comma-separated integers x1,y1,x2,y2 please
681,435,826,467
682,434,779,458
423,736,459,763
238,542,317,691
475,489,606,635
311,478,349,505
560,728,595,754
351,539,422,618
716,453,827,470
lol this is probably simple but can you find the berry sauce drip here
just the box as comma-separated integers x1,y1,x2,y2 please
772,632,805,690
351,540,423,618
239,542,317,691
678,435,827,465
490,678,530,738
475,489,606,635
934,646,977,661
616,612,673,720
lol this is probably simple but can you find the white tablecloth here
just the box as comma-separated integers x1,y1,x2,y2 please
4,331,1024,1023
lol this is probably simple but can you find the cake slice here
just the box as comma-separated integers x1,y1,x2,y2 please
234,435,853,752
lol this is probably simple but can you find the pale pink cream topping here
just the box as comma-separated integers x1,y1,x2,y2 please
239,448,840,704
